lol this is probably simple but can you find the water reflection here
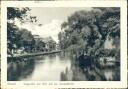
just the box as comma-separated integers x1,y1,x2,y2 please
7,52,120,81
60,58,120,81
7,58,35,81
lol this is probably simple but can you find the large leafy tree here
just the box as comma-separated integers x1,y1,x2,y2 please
17,29,35,52
58,7,120,59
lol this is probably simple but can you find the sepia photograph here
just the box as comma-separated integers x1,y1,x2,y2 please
7,7,120,81
1,1,127,89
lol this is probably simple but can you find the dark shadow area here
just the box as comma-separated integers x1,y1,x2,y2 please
7,58,35,81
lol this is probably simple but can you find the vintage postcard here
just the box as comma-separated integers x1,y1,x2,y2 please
1,0,127,89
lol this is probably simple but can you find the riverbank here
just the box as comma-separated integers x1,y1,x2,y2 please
8,50,62,59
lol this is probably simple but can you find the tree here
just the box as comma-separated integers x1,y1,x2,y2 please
7,7,37,56
58,7,120,60
59,9,102,56
17,29,35,52
7,23,20,55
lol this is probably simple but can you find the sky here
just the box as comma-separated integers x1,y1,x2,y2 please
16,7,92,43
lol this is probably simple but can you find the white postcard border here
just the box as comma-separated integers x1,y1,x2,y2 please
1,1,127,89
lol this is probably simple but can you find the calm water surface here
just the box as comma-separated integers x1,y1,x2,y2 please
7,52,120,81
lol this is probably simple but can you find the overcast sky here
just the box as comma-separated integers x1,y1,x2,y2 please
16,7,92,43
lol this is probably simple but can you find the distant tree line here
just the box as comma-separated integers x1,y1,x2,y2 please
58,7,120,60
